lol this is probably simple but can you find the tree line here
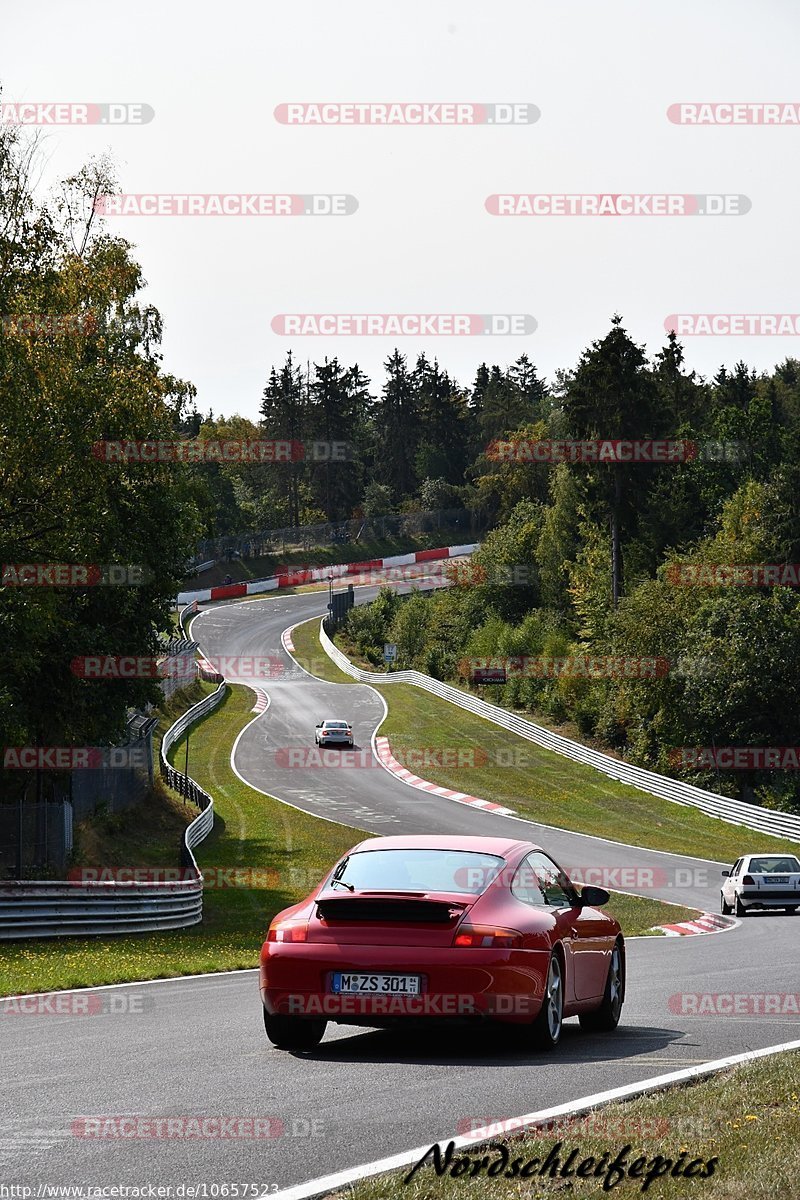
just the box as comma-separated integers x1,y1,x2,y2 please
340,319,800,812
3,109,800,818
182,349,549,538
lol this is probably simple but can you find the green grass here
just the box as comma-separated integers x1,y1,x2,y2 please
287,622,704,938
601,891,697,937
346,1050,800,1200
286,619,800,865
0,678,693,995
373,684,800,863
290,616,354,683
71,781,194,874
0,686,358,995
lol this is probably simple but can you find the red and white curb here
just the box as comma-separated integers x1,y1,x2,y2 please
659,912,738,936
177,542,479,606
196,655,223,682
250,689,269,714
281,626,296,654
374,735,516,816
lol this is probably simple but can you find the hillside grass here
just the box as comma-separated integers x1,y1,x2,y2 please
297,618,800,865
0,683,689,995
0,687,357,995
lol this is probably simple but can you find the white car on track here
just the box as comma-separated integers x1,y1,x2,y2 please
721,853,800,916
314,719,354,748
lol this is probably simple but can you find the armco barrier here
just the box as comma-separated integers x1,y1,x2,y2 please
318,623,800,842
175,543,480,606
0,682,225,940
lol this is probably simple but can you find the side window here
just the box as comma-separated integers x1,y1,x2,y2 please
731,859,743,877
514,852,576,908
512,855,547,906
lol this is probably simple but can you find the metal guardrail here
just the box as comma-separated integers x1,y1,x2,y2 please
160,682,225,832
0,677,226,940
318,623,800,842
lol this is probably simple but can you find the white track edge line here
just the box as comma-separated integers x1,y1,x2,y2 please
319,627,743,869
271,1037,800,1200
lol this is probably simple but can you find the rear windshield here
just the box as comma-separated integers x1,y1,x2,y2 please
748,856,800,873
325,722,349,729
328,849,505,895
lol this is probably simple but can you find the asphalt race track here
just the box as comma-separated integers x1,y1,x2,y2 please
4,584,800,1191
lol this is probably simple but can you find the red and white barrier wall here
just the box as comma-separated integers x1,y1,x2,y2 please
176,543,479,606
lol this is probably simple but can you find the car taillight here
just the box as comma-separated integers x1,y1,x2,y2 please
267,922,308,943
742,875,755,886
453,925,522,949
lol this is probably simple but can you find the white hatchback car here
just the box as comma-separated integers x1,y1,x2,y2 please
721,854,800,916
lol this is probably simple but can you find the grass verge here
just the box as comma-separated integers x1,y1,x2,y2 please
345,1049,800,1200
293,621,800,865
0,686,357,995
374,684,800,863
601,891,697,937
0,681,691,994
290,616,354,684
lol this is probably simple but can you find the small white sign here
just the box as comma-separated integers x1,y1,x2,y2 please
383,643,398,662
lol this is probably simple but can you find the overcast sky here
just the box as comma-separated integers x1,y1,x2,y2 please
4,0,799,420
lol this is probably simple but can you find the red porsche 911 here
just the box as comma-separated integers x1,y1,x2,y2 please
260,835,625,1051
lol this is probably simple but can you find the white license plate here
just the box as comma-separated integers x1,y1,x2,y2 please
331,973,421,995
766,877,789,885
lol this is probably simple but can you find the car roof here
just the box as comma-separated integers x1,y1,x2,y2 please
346,834,537,857
322,718,350,723
744,852,800,859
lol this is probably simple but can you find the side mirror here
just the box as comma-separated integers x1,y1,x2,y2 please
315,722,323,728
721,870,730,877
578,885,610,907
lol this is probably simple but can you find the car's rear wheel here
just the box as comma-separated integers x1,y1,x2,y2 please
720,893,732,915
785,907,798,914
527,953,563,1050
579,942,624,1032
734,895,748,917
263,1009,326,1050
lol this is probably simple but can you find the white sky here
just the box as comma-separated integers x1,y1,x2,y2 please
4,0,799,419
